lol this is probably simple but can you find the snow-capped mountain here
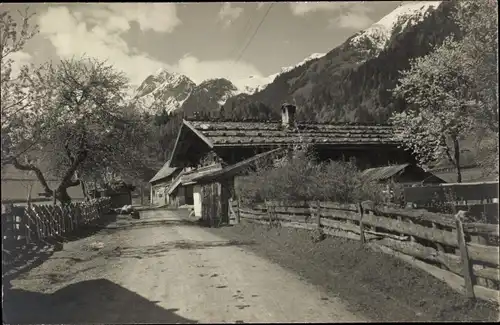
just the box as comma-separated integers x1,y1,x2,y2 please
180,78,240,117
238,53,326,94
133,53,327,115
350,2,441,56
133,69,196,114
134,1,447,118
222,0,454,123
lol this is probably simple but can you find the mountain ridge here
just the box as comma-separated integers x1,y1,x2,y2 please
133,1,453,122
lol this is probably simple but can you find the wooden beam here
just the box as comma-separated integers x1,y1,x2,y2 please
169,121,189,167
456,211,475,299
183,120,214,149
368,242,500,306
467,243,500,266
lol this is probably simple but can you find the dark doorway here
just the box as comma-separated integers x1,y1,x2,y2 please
184,185,194,205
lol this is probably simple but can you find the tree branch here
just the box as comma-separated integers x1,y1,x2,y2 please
442,135,457,168
12,157,52,195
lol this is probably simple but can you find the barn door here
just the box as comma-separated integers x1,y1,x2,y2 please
202,183,221,227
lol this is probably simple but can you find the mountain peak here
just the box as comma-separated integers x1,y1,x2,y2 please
238,52,326,95
132,1,445,117
350,1,441,51
132,69,196,114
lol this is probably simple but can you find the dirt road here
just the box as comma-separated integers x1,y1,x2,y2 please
3,209,366,323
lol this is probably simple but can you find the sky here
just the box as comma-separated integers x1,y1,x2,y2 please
2,2,404,89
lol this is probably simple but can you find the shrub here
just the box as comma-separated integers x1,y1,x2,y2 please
237,148,386,206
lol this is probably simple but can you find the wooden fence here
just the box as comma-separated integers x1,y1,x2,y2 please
2,197,112,250
230,200,500,305
404,181,499,223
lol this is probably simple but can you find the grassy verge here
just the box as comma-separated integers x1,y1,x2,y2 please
206,222,499,322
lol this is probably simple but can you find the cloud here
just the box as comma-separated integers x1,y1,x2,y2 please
38,5,263,89
330,11,373,30
176,55,264,89
38,6,174,86
83,3,181,33
289,3,346,16
290,2,374,30
218,3,244,27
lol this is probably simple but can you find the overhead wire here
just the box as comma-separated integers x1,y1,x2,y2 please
228,7,260,61
234,3,274,65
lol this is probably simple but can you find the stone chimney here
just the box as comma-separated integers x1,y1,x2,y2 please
281,103,296,129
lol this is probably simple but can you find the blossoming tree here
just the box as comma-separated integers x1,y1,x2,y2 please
390,0,498,182
1,9,154,204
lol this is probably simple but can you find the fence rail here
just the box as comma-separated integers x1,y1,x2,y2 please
2,198,112,251
230,199,500,305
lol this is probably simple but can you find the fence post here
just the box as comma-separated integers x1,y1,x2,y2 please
24,207,30,245
32,207,41,241
236,198,241,224
265,201,276,227
455,210,475,300
265,201,271,223
315,201,321,228
358,202,365,245
308,201,321,228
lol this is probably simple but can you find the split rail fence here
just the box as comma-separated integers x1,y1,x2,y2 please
230,199,500,305
2,197,112,251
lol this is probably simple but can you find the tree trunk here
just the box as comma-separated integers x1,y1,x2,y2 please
26,183,33,209
80,180,88,201
56,187,72,205
453,138,462,183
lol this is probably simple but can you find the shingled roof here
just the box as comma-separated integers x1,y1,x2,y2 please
184,120,401,147
149,160,181,184
361,164,411,182
190,148,286,184
167,163,222,195
360,163,446,184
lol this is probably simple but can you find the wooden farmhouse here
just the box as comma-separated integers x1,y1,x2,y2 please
148,160,181,206
160,103,417,225
169,104,414,170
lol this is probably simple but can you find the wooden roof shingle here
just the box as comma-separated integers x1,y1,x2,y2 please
185,120,401,147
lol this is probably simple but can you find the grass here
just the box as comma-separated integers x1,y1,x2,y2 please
207,222,500,322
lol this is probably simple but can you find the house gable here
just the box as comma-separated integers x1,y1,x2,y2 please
170,120,215,168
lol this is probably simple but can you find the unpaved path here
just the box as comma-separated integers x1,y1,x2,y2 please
3,209,366,323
